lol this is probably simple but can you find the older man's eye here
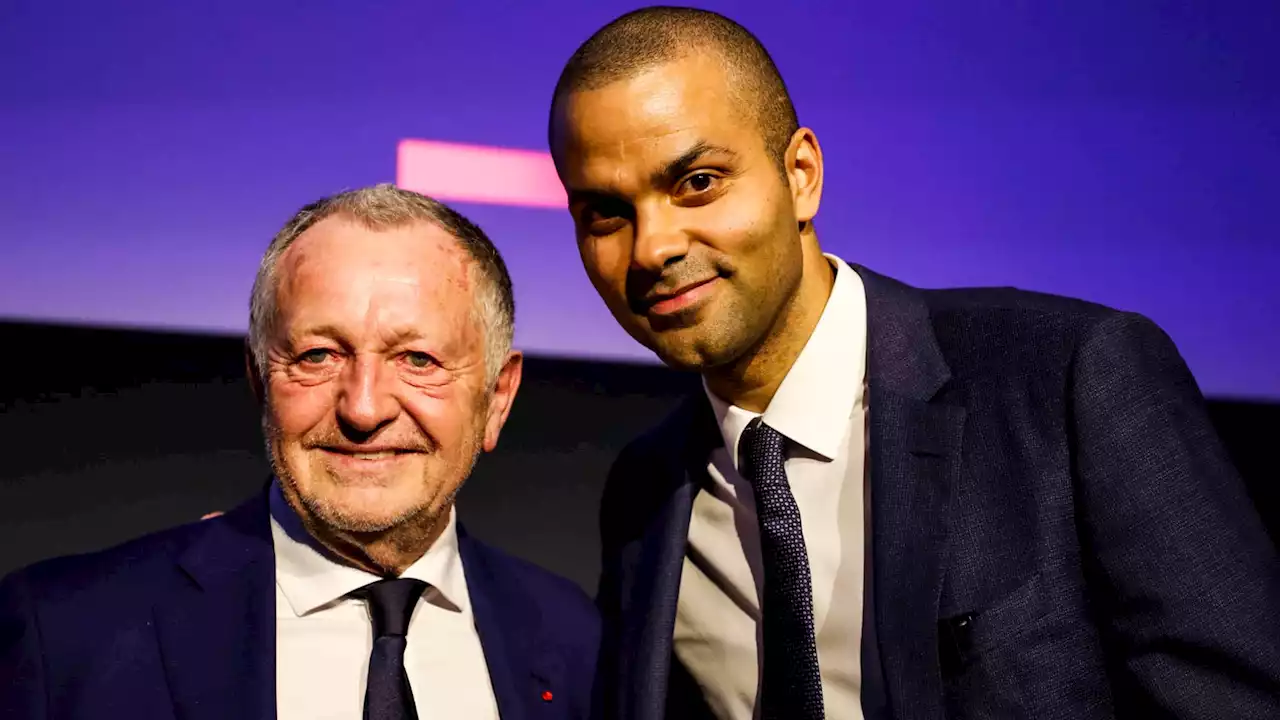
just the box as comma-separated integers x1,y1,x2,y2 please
404,352,436,369
299,349,332,364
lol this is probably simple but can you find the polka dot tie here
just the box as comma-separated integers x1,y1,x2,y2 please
742,419,825,719
355,578,428,720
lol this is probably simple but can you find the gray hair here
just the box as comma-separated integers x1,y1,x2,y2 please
248,184,515,384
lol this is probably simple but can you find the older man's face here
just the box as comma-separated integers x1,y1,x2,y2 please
261,216,515,535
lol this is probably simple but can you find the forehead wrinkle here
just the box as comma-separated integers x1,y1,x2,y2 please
372,249,478,342
563,60,752,190
576,128,705,195
357,273,421,343
275,221,480,356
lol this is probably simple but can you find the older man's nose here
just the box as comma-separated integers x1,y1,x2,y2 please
335,355,400,435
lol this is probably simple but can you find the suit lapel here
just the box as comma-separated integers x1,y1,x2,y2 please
856,265,965,720
153,493,276,720
621,477,698,720
868,389,963,719
615,397,714,720
459,531,535,720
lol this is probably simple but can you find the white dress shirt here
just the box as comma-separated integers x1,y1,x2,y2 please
674,254,870,719
270,484,499,719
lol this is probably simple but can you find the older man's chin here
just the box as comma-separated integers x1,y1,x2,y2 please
297,482,436,535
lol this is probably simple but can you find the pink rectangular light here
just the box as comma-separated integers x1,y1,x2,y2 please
396,138,567,210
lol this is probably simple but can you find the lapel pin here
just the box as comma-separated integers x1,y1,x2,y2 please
541,690,553,702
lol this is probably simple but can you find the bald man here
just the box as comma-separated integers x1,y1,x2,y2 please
548,7,1280,720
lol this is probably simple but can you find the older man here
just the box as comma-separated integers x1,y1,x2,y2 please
0,185,599,719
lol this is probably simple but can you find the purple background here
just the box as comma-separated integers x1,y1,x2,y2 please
1,1,1276,398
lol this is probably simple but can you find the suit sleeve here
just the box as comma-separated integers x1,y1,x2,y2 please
1070,311,1280,717
0,570,49,719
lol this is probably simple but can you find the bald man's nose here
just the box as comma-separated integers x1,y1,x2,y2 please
335,355,399,434
631,207,690,272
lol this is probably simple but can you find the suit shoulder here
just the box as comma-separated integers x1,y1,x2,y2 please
922,285,1120,325
917,286,1166,380
919,285,1174,352
2,519,207,609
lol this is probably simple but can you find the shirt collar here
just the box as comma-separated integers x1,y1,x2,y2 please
269,481,469,617
704,253,868,466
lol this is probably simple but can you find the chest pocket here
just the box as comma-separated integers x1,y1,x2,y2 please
939,570,1056,675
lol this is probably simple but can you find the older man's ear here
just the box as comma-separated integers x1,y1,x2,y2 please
482,351,524,453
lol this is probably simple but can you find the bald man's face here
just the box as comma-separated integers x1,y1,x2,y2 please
551,54,819,371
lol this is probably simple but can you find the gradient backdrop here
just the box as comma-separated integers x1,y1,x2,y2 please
3,0,1277,398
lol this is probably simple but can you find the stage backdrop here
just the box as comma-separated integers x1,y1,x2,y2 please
0,323,1274,589
2,1,1277,399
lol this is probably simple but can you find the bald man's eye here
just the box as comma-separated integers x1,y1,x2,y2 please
580,199,632,237
676,172,722,198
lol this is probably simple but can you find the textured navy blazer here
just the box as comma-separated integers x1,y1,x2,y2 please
0,492,600,719
594,265,1280,719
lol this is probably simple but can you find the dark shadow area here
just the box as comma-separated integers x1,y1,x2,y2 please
0,321,1274,591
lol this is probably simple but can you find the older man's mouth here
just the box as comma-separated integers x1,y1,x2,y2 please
319,447,420,468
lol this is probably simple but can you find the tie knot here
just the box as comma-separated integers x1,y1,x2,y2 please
357,578,428,638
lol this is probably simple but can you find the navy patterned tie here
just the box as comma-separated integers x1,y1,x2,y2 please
742,418,825,719
357,578,428,720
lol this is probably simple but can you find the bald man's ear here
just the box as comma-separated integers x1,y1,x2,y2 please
245,341,265,407
786,127,824,228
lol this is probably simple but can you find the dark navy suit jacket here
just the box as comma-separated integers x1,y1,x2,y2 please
0,492,600,719
594,265,1280,719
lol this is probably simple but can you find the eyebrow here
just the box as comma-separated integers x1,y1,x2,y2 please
290,324,346,344
649,141,739,189
383,327,428,346
288,325,426,348
566,140,740,207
